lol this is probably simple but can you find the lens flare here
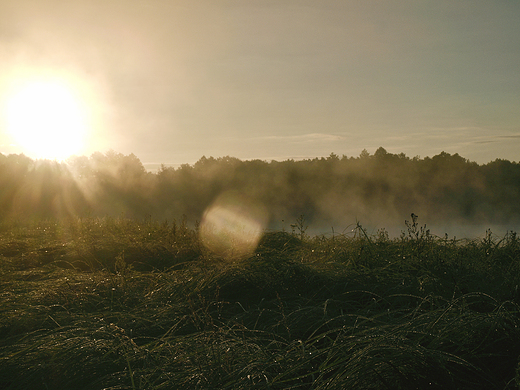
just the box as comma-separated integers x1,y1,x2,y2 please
200,191,269,258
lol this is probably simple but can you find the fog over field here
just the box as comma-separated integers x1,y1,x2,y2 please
0,148,518,240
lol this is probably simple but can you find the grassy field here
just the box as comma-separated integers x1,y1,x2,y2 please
1,216,520,389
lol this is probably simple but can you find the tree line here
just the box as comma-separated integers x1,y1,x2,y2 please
1,147,519,230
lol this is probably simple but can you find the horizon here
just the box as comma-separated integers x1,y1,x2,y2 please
2,146,519,173
3,147,520,173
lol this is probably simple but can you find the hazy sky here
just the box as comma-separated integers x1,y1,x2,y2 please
1,0,519,168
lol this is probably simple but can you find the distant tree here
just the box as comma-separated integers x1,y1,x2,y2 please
66,155,92,178
374,147,388,159
328,152,339,161
359,149,370,159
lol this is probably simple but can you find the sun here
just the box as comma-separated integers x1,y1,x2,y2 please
4,78,89,160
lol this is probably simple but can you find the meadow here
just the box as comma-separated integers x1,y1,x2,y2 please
1,215,520,389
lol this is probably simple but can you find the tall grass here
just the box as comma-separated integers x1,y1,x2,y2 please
0,217,519,389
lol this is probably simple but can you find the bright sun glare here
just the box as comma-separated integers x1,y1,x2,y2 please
4,78,89,160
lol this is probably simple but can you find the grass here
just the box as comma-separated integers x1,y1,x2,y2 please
1,216,520,389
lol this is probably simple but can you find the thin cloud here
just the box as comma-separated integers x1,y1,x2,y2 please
471,133,520,144
257,133,346,143
497,134,520,139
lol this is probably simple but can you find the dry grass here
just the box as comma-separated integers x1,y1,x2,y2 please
1,217,520,389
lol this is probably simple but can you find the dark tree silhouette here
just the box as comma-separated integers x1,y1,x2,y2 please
0,149,518,231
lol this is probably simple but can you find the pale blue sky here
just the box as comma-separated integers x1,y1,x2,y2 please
1,0,519,167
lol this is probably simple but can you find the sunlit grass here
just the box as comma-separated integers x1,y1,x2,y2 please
1,217,520,389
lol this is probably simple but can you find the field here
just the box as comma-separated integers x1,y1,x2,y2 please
1,216,520,389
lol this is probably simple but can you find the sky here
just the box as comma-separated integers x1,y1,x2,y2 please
0,0,519,169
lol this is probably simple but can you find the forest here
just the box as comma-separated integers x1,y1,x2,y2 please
1,147,519,233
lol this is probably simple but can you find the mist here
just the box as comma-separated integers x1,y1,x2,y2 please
0,147,519,239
